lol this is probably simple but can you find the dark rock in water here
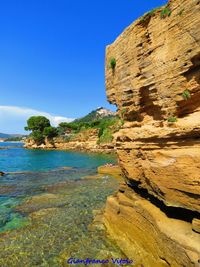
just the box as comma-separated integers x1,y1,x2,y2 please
0,171,5,176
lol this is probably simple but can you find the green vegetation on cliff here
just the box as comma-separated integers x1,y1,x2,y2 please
182,90,191,100
167,116,177,123
25,108,122,146
160,6,172,18
58,115,122,144
109,57,116,70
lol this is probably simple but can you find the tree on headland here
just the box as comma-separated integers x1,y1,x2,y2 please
43,126,58,138
25,116,50,132
25,116,58,145
31,130,44,145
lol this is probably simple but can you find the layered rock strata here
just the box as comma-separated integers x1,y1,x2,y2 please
104,183,200,267
104,0,200,265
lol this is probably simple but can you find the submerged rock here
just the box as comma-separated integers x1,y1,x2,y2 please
0,186,15,195
16,193,62,213
0,175,122,266
30,207,59,220
98,165,122,178
0,171,5,176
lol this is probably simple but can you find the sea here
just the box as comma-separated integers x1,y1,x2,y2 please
0,142,125,266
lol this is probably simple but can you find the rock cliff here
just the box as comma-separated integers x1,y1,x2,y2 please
104,0,200,265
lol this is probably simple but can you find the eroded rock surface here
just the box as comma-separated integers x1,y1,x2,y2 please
105,0,200,265
104,184,200,267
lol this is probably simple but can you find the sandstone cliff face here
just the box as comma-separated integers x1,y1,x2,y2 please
104,0,200,265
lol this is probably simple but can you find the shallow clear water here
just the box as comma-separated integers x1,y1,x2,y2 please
0,143,125,266
0,142,116,172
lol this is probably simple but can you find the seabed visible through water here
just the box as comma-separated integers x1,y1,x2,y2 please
0,143,127,266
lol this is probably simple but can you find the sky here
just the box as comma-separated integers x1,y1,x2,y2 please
0,0,167,133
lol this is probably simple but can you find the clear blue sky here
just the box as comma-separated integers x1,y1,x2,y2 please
0,0,167,133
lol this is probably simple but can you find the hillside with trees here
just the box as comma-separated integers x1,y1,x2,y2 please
24,108,123,151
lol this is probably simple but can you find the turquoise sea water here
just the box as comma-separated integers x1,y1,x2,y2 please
0,142,116,172
0,142,124,266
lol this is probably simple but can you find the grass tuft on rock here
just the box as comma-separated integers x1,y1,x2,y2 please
167,116,177,123
182,90,191,100
140,7,160,24
109,57,116,70
160,7,172,19
97,128,113,144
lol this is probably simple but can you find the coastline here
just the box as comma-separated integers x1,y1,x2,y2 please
24,138,116,154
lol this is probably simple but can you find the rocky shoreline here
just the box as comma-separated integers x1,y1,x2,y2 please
24,136,115,154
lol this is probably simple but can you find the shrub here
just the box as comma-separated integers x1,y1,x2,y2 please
140,7,160,24
90,120,100,127
63,135,72,142
114,119,124,132
121,108,127,117
120,119,124,126
31,130,44,145
167,116,177,123
58,122,82,132
160,7,172,19
43,126,58,138
59,122,70,130
98,128,113,144
98,127,104,138
182,90,191,100
97,117,119,138
58,116,122,144
109,57,116,70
